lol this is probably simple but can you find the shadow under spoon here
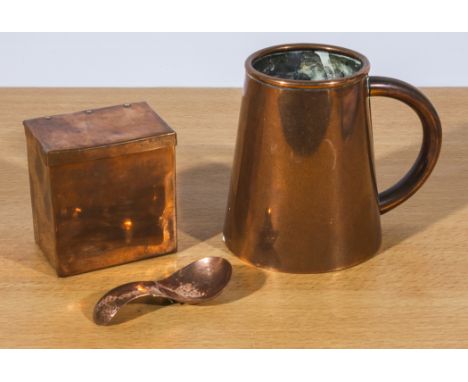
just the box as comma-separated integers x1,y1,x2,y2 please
93,256,232,325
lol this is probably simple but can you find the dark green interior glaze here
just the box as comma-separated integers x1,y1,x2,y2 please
253,49,363,81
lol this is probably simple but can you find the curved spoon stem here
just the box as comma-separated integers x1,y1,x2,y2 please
93,281,170,325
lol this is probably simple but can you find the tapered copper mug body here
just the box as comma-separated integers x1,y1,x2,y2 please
223,43,442,273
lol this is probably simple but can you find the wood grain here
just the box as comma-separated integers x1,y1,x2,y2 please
0,88,467,348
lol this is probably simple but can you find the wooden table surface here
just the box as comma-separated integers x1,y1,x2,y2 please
0,88,467,348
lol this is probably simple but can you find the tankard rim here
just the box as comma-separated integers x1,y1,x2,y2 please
246,43,371,89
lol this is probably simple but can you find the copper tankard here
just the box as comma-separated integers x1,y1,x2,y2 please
223,43,442,273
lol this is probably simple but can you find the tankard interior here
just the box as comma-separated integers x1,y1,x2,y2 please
252,49,363,81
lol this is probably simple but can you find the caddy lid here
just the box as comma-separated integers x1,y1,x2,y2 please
23,102,176,166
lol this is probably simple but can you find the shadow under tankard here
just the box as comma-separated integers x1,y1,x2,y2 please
177,162,231,249
377,122,468,251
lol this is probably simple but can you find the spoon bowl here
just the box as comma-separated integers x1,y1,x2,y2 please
158,256,232,302
93,257,232,325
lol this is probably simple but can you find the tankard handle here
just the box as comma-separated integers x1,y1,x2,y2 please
369,76,442,214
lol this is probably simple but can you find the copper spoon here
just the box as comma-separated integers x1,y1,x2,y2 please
93,256,232,325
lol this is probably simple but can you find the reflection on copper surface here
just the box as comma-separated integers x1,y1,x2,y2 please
279,88,329,156
323,138,337,170
122,218,133,244
72,207,82,218
122,218,133,230
160,172,174,245
259,208,278,250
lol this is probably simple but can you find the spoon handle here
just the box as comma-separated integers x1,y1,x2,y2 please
93,281,169,325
